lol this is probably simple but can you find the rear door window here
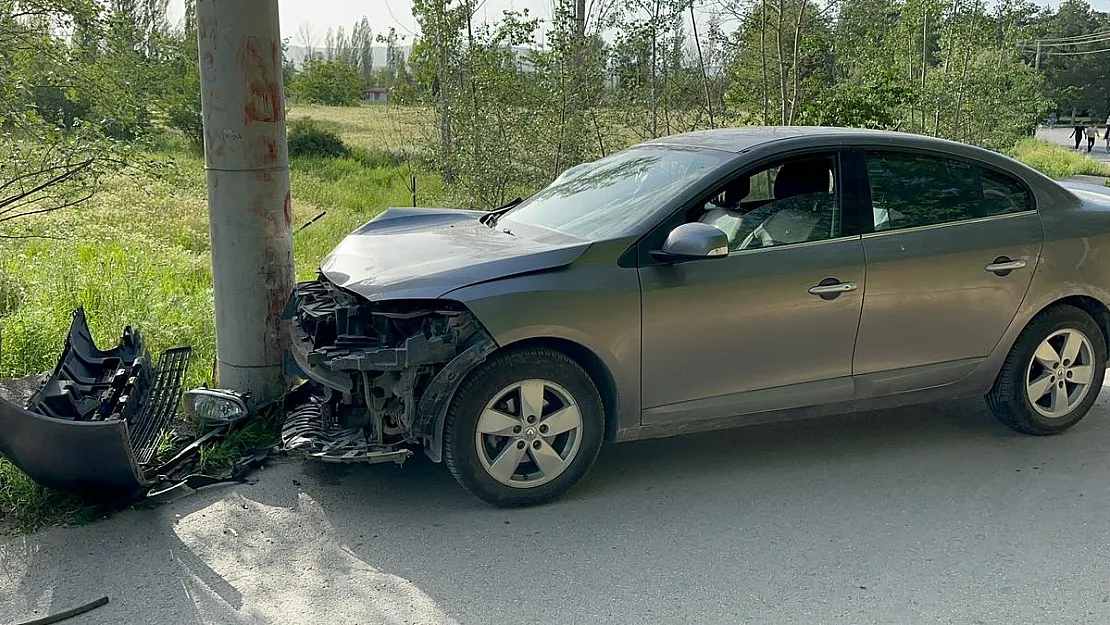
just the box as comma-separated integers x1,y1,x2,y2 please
864,151,1033,232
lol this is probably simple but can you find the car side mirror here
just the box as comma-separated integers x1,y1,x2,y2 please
651,222,729,263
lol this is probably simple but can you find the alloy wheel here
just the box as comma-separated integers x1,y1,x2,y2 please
474,379,583,488
1025,328,1096,419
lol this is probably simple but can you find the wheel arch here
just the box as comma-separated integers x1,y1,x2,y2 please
496,337,621,443
420,335,623,463
970,291,1110,397
1048,295,1110,351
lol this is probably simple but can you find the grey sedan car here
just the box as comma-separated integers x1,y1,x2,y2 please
282,126,1110,506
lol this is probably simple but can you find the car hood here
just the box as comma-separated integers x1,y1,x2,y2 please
319,207,589,301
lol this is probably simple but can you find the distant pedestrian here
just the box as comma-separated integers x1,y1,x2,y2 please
1049,113,1058,129
1070,125,1085,150
1104,126,1110,152
1087,125,1099,152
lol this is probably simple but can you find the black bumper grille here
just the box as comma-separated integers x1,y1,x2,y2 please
130,346,192,466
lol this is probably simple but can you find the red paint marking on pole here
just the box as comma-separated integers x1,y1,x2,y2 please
238,36,283,124
247,136,279,167
283,191,292,228
271,40,281,76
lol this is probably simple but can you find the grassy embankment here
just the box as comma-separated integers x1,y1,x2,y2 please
2,109,1108,534
1008,137,1110,179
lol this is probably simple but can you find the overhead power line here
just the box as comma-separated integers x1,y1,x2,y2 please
1041,46,1110,56
1021,36,1110,53
1036,29,1110,44
1035,35,1110,47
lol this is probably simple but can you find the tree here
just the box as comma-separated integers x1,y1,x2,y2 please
1029,0,1110,119
293,57,363,106
154,0,205,147
720,0,836,125
0,0,132,235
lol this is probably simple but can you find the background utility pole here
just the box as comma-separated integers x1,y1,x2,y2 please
1035,39,1042,70
195,0,295,407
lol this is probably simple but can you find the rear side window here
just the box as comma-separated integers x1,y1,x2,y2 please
980,167,1035,215
865,151,1033,232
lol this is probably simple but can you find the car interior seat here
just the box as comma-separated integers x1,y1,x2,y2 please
738,157,836,249
772,157,832,201
698,175,752,245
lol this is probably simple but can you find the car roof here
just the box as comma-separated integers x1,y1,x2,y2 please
643,126,964,154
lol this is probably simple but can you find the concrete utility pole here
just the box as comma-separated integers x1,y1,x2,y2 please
1035,39,1042,70
196,0,295,406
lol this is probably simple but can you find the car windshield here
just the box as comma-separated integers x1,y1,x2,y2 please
499,145,729,240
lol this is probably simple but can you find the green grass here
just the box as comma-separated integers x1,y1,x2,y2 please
287,104,432,154
0,462,102,534
0,111,443,534
1007,138,1110,179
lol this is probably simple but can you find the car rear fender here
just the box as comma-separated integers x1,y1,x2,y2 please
965,242,1110,395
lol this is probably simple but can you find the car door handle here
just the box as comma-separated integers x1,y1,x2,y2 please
985,258,1027,274
808,281,857,295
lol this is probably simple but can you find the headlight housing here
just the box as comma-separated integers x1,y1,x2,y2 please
182,388,250,427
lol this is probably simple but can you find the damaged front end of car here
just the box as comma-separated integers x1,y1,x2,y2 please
280,276,497,465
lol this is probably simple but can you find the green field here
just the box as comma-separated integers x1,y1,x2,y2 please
2,105,1109,533
287,104,432,153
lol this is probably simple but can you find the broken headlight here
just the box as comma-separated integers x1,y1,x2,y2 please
182,389,249,427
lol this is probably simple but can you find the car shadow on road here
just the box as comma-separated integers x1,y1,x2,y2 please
292,397,1017,513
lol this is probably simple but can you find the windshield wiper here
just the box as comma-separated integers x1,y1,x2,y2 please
482,197,524,228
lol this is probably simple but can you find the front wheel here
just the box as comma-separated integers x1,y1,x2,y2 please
987,305,1107,435
443,347,604,506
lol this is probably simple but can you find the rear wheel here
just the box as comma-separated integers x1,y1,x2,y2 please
987,305,1107,435
443,347,604,506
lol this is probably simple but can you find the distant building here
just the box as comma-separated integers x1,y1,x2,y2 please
365,87,389,103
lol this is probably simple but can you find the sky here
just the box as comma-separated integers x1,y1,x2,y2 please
166,0,555,45
165,0,1086,47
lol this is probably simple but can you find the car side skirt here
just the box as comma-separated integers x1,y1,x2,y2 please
615,381,986,443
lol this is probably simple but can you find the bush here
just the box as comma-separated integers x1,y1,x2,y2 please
287,118,351,158
31,85,92,128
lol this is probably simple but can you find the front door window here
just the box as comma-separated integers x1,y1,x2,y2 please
697,153,841,251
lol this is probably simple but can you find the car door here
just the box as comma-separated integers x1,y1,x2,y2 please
638,150,867,425
852,148,1042,393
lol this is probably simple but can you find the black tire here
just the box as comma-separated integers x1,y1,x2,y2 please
443,347,604,507
987,305,1107,435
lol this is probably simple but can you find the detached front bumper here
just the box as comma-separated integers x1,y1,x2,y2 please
0,309,191,493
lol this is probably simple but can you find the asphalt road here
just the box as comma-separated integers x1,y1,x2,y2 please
1036,125,1110,164
6,390,1110,625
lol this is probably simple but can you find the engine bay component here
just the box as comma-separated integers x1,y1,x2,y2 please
281,392,411,464
281,276,496,464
